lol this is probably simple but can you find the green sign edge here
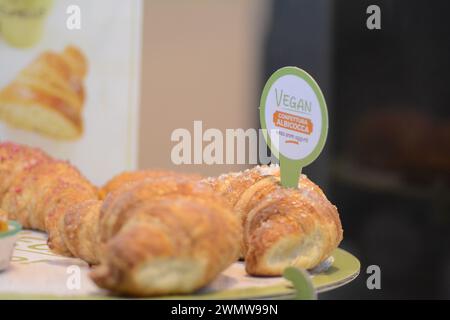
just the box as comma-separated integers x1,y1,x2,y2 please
259,66,329,168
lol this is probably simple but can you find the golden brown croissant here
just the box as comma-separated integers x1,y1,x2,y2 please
0,46,87,140
0,142,98,256
207,165,343,276
91,177,241,296
0,143,240,296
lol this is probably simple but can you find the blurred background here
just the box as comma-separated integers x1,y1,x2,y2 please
139,0,450,299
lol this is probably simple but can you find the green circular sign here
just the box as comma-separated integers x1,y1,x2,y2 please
259,66,328,187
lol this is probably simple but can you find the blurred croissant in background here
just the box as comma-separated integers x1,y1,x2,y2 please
0,46,87,140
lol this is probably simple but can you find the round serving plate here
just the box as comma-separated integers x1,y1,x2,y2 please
167,248,360,300
0,230,360,300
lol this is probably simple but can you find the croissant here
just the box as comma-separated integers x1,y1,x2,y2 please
1,141,343,296
0,142,98,257
0,46,87,140
207,165,343,276
0,143,241,296
91,177,241,296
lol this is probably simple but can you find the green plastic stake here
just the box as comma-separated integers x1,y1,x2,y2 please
279,155,302,188
283,267,317,300
260,66,328,188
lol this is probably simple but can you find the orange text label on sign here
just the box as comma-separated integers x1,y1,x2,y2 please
272,111,313,135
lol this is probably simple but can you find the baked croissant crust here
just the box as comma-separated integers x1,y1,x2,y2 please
0,46,87,140
207,165,343,276
91,177,241,296
0,142,51,200
0,142,98,256
62,199,103,264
